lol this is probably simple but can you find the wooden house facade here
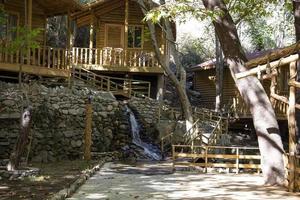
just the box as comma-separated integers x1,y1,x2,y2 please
190,50,291,120
0,0,169,99
0,0,82,78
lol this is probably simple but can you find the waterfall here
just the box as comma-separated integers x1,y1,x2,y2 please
126,106,161,160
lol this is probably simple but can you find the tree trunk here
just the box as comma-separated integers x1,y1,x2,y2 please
203,0,285,185
7,106,33,171
215,31,223,112
137,0,194,131
293,0,300,153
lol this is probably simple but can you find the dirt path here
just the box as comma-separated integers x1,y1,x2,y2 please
66,161,300,200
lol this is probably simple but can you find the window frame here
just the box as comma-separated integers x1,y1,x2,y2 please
127,24,144,49
0,10,20,42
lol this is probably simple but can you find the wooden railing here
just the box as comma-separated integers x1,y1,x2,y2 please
0,45,160,73
72,47,160,69
172,145,261,174
231,93,288,119
0,46,70,70
72,67,151,97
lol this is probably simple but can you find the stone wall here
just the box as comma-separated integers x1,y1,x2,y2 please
0,82,131,162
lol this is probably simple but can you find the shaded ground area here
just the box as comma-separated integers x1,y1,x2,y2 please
0,160,96,200
67,161,300,200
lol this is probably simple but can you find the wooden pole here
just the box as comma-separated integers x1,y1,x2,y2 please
84,97,92,161
124,0,129,67
89,14,95,65
288,61,297,192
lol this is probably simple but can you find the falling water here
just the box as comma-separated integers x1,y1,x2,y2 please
126,106,161,160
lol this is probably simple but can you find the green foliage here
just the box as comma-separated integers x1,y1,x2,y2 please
179,37,208,68
5,27,42,54
144,1,222,23
0,5,42,54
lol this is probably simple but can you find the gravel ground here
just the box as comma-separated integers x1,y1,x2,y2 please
66,161,300,200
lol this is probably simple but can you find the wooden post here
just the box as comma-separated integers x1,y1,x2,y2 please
288,61,297,192
172,145,175,171
236,148,239,174
89,14,95,65
205,147,208,173
84,97,92,161
124,0,129,67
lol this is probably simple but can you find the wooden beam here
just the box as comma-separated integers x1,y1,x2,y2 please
28,0,32,30
236,54,299,79
89,14,95,49
0,63,70,78
124,0,129,67
289,80,300,89
288,61,297,192
271,93,300,110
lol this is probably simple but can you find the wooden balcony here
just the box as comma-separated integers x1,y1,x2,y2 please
0,46,70,78
0,46,163,78
71,47,164,74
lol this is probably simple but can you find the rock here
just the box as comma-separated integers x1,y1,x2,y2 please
107,105,113,112
53,104,60,109
2,100,15,106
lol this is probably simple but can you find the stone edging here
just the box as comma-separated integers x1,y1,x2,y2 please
49,159,106,200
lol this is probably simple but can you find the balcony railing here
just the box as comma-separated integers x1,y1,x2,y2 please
71,47,161,69
0,46,70,70
0,46,162,75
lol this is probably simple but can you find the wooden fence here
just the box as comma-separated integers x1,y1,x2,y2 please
71,47,160,69
0,46,70,70
172,145,261,174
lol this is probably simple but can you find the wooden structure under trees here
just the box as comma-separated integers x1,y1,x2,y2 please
190,49,290,119
235,42,300,192
0,0,170,99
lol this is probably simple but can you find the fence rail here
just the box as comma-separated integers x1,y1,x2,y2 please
72,47,160,69
172,145,261,174
0,46,70,70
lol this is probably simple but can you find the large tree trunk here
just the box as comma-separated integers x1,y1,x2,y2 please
293,0,300,153
215,31,223,112
203,0,285,185
7,107,33,171
136,0,194,131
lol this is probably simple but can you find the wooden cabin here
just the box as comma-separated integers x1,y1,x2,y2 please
190,49,290,120
0,0,170,99
70,0,169,99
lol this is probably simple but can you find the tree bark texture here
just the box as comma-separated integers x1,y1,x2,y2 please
202,0,285,185
215,31,223,112
293,0,300,152
136,0,194,130
7,107,32,171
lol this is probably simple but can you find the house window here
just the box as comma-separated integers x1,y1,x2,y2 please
0,13,18,42
128,26,143,48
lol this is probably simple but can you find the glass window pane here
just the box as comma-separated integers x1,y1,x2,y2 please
134,27,142,48
128,27,134,48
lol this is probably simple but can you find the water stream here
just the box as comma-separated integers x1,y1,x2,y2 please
126,106,161,160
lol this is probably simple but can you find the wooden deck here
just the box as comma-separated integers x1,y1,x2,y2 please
0,46,163,77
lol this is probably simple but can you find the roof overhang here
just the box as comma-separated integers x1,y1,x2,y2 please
35,0,83,17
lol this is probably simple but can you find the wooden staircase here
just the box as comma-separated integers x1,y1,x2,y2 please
71,66,151,98
160,107,229,155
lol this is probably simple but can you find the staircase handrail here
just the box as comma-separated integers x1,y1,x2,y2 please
72,66,151,97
